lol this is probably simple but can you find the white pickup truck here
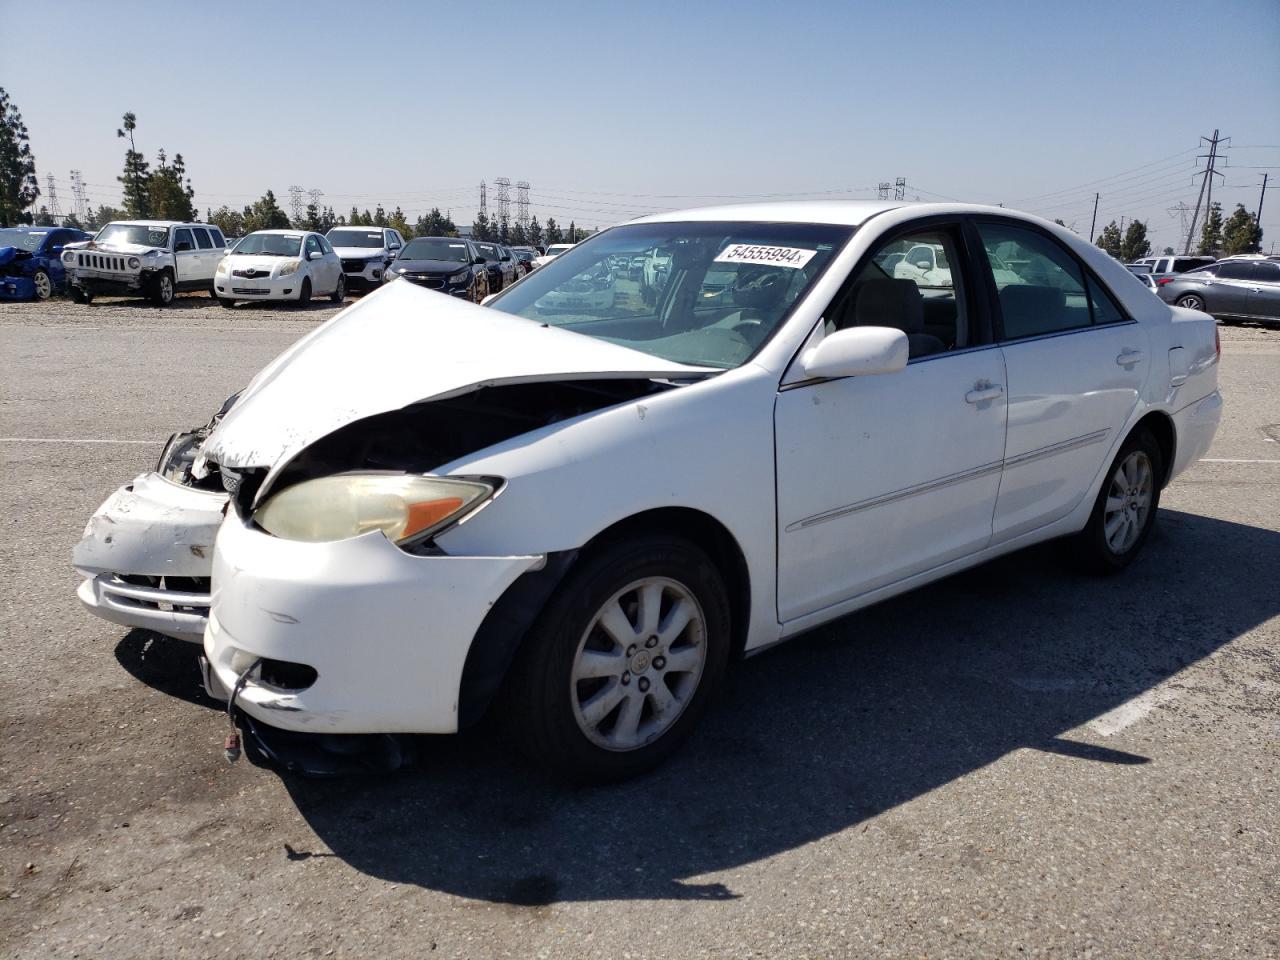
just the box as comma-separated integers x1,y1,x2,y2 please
65,220,228,305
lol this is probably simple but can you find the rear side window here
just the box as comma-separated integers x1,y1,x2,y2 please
1085,275,1126,325
1255,262,1280,283
1217,262,1255,281
193,228,213,249
976,223,1091,339
208,228,225,248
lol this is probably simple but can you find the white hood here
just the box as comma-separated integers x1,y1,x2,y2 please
88,240,160,256
202,281,713,474
331,246,386,258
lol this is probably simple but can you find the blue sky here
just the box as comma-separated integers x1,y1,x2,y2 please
5,0,1278,251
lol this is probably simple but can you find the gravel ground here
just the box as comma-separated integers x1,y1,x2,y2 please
1,297,1277,959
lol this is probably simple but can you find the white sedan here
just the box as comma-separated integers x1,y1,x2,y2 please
213,230,345,306
74,201,1222,782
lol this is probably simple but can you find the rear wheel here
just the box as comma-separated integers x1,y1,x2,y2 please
149,270,175,307
1176,293,1205,312
32,269,52,300
1072,428,1163,574
506,535,731,783
331,273,345,303
297,277,312,307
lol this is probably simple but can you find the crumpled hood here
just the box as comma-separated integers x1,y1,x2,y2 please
0,247,19,268
86,240,158,256
332,246,385,259
202,281,714,476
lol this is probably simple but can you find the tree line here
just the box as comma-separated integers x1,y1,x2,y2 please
1056,200,1265,262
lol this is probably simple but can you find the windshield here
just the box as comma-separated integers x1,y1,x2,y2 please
97,224,169,247
488,221,852,369
327,229,385,249
400,238,469,262
475,243,498,258
546,245,574,255
231,233,303,257
0,229,47,251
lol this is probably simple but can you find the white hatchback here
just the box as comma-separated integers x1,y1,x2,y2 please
214,230,344,306
75,201,1222,782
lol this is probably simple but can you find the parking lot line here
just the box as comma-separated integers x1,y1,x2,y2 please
1088,688,1177,737
1197,458,1280,464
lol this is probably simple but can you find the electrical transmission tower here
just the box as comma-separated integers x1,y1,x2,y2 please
1167,201,1191,239
70,170,89,221
287,185,305,223
516,181,530,231
894,177,907,201
1184,130,1227,254
494,177,511,231
877,182,891,200
307,188,324,217
478,181,487,221
45,174,62,220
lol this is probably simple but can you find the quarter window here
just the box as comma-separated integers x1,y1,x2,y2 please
1255,262,1280,282
976,223,1092,340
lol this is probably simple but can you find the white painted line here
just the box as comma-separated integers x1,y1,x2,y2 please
0,437,156,445
1088,688,1176,737
1198,458,1280,464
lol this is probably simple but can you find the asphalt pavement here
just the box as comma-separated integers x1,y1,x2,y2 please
1,295,1276,959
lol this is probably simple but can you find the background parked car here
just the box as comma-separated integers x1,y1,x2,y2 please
384,237,489,301
214,230,344,307
502,244,530,280
533,242,575,268
511,246,537,274
473,241,516,292
326,226,405,292
0,225,91,300
1132,254,1215,276
1157,257,1280,325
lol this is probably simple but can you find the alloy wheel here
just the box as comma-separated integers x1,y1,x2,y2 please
570,577,708,751
1103,450,1153,554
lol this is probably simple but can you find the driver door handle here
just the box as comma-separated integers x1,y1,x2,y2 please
965,382,1004,404
1116,348,1145,366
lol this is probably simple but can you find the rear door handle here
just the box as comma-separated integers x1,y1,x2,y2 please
965,383,1004,404
1116,349,1145,366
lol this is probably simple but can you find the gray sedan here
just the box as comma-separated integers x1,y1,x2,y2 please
1157,258,1280,324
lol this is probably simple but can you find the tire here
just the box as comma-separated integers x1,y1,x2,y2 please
32,269,52,301
1071,428,1163,574
297,277,312,307
149,270,175,307
331,273,345,303
217,296,235,309
505,535,731,783
1176,293,1205,312
71,286,92,305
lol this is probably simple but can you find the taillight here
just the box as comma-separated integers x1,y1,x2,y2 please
1156,277,1176,286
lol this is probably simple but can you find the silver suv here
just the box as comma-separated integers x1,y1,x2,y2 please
65,220,227,305
325,226,405,292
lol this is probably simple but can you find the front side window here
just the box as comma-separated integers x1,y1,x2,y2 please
489,221,851,369
976,223,1093,339
305,235,322,257
827,227,968,356
174,228,194,251
1217,261,1256,281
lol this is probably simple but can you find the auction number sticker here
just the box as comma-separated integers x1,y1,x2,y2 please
715,243,816,269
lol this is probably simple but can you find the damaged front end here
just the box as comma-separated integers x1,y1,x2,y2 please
73,396,238,642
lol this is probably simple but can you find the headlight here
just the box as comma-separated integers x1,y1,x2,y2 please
63,251,75,263
216,260,228,275
255,474,495,545
128,257,140,269
449,270,470,284
278,259,301,277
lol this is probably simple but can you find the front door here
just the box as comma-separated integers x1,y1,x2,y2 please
775,221,1007,622
172,227,203,287
972,220,1150,543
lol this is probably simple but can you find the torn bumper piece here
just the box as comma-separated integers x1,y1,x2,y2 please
204,514,544,735
73,473,227,642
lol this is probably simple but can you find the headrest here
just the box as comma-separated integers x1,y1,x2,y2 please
855,278,924,334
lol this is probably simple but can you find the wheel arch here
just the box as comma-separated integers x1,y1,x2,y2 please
457,506,752,728
1130,409,1176,487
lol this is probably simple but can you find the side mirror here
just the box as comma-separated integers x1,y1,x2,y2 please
175,241,192,252
308,251,323,261
800,326,908,380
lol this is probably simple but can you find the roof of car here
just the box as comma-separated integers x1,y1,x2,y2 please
629,199,1092,228
246,229,310,236
106,220,216,228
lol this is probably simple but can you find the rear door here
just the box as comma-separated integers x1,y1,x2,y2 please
172,228,203,286
973,219,1149,543
1244,260,1280,321
192,228,218,281
1206,260,1257,316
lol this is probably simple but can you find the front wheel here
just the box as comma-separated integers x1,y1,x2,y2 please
71,286,93,305
1072,428,1163,574
297,277,312,307
331,273,345,303
506,535,731,782
217,296,235,309
149,270,175,307
1176,293,1205,312
32,269,52,300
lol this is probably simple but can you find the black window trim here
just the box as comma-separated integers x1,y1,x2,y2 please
966,214,1138,346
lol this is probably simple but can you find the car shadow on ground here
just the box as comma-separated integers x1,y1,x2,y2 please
115,509,1280,905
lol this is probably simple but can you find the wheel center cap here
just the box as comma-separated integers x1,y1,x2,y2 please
631,651,652,673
